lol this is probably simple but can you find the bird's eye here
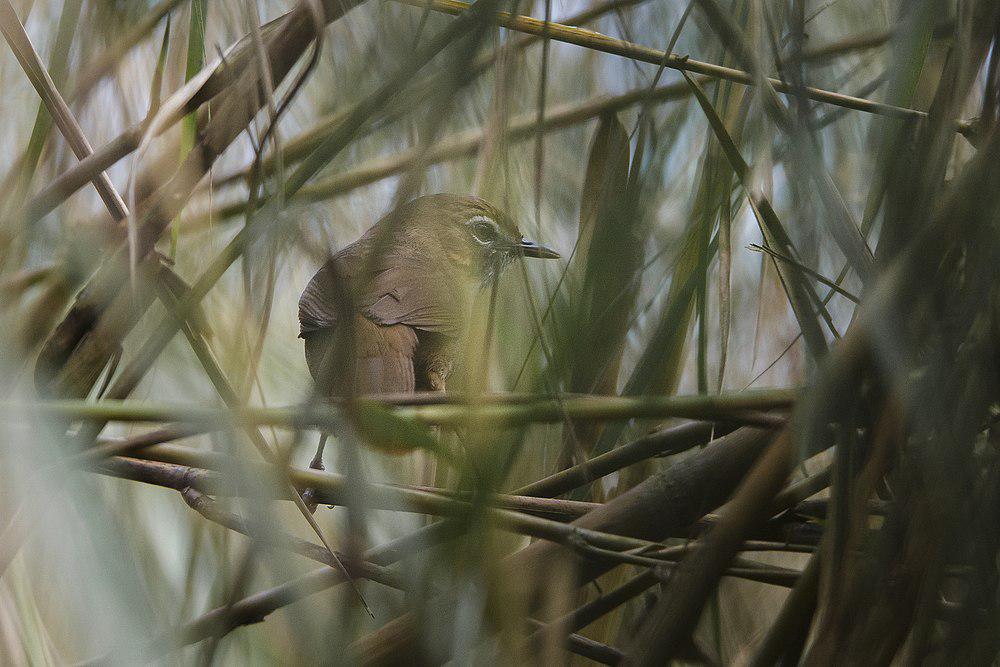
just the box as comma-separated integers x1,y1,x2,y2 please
467,216,499,245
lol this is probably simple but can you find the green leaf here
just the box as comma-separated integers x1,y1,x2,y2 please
148,14,172,114
174,0,206,259
572,112,635,397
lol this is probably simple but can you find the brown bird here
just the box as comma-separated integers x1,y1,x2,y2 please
298,194,559,481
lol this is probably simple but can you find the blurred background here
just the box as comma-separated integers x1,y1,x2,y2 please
0,0,996,664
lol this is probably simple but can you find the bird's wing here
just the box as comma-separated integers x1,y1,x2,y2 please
361,258,470,337
298,251,463,395
303,315,418,394
299,251,468,336
298,258,349,336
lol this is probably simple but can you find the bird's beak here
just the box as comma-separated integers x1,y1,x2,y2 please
518,239,560,259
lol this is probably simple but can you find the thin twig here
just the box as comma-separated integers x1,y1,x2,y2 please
748,243,860,303
180,487,402,588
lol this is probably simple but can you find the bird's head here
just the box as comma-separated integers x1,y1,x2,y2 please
393,194,560,285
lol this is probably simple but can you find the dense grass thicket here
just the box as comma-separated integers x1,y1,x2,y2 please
1,0,999,664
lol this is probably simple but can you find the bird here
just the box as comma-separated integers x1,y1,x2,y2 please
297,193,559,486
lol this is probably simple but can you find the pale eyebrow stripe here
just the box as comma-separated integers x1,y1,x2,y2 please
466,215,499,230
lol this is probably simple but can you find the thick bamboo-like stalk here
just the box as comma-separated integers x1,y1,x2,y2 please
9,387,796,429
626,429,795,663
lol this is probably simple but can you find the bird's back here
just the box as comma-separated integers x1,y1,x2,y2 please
298,201,476,396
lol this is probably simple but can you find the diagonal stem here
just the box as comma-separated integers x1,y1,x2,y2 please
0,0,127,221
